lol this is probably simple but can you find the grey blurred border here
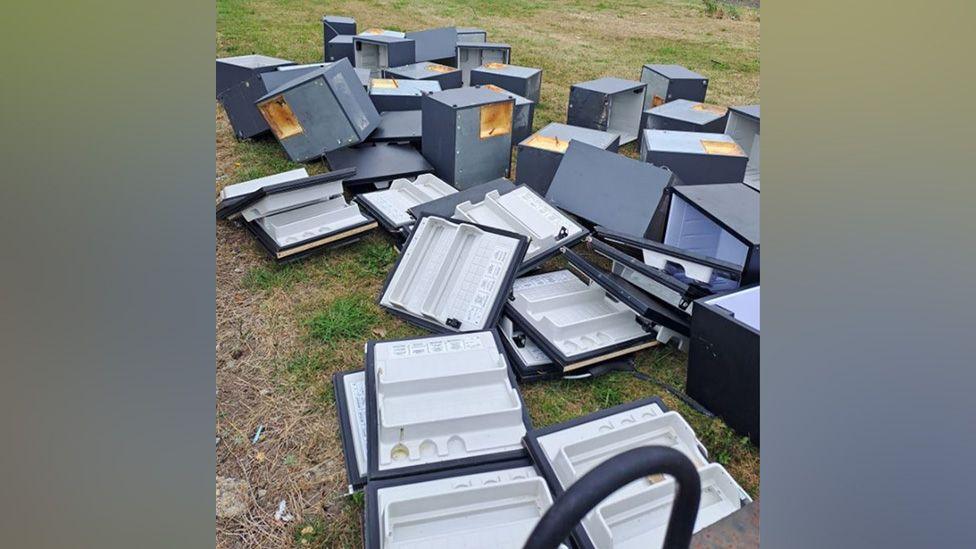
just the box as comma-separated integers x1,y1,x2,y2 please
762,1,976,547
1,0,975,547
0,0,215,547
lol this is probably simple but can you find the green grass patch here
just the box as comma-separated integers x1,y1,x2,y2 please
355,240,398,278
307,295,377,343
244,262,308,290
281,352,324,389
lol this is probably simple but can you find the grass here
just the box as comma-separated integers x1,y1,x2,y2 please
244,262,308,290
306,294,378,343
216,1,759,547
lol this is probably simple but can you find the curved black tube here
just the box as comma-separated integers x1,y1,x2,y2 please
525,446,702,549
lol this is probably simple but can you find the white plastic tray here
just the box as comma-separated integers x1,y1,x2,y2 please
255,197,371,248
379,216,524,331
532,402,750,548
453,187,584,266
373,464,566,549
508,270,649,361
371,332,527,474
358,174,457,229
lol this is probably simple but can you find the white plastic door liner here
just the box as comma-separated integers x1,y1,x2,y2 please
507,270,654,369
530,401,750,548
379,216,524,331
255,198,372,248
338,370,368,488
358,174,457,229
453,187,584,267
371,464,566,549
370,332,527,475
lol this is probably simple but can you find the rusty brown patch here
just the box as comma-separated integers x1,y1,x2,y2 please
479,101,513,139
257,96,303,140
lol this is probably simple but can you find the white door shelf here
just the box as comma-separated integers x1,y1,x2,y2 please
524,397,751,549
365,331,531,480
364,459,568,549
452,185,587,272
356,173,457,234
378,215,528,333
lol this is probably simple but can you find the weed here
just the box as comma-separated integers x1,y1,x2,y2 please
307,295,377,343
293,517,327,546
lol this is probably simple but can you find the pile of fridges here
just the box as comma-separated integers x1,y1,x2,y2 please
333,330,754,548
216,15,762,548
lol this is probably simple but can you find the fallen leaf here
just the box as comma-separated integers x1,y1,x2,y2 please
372,327,387,337
301,526,314,535
255,451,266,462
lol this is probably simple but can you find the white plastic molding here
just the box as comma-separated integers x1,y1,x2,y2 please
374,465,566,549
508,270,647,360
380,216,522,331
372,332,526,472
359,174,457,228
453,187,584,265
535,403,750,548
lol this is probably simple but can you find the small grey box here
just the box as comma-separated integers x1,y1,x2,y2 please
640,129,747,186
383,61,462,89
566,77,646,145
725,105,760,191
405,26,457,63
216,54,294,97
476,84,535,144
515,123,619,195
354,34,416,77
642,99,729,133
470,63,542,103
326,35,355,65
255,59,380,163
322,15,356,59
258,63,331,92
369,78,441,112
457,27,487,43
546,140,677,238
220,63,328,140
456,42,511,85
421,87,515,189
640,64,708,109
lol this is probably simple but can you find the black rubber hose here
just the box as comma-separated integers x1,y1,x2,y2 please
524,446,702,549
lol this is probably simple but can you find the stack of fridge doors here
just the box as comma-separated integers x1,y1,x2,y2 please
589,227,741,329
334,332,564,549
215,167,377,262
524,396,752,548
504,249,689,375
378,215,528,332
